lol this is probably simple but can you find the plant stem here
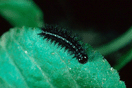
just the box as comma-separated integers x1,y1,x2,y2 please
114,48,132,71
95,26,132,56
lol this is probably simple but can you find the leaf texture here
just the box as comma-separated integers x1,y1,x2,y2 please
0,27,126,88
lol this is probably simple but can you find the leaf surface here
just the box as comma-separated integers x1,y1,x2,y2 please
0,27,126,88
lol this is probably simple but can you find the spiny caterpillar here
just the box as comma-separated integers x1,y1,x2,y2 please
38,24,88,64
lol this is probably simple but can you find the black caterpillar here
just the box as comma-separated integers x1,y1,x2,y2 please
38,24,88,64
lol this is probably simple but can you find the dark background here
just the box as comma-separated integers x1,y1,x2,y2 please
0,0,132,87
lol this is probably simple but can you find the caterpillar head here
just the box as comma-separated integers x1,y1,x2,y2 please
78,53,88,64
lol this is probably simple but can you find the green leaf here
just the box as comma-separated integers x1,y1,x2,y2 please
0,0,44,27
0,27,126,88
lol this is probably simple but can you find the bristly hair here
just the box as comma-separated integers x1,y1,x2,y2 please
38,24,88,64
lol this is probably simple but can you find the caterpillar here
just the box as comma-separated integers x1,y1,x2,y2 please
38,24,88,64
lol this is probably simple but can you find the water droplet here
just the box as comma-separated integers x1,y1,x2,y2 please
69,68,71,70
110,67,113,71
24,51,27,54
